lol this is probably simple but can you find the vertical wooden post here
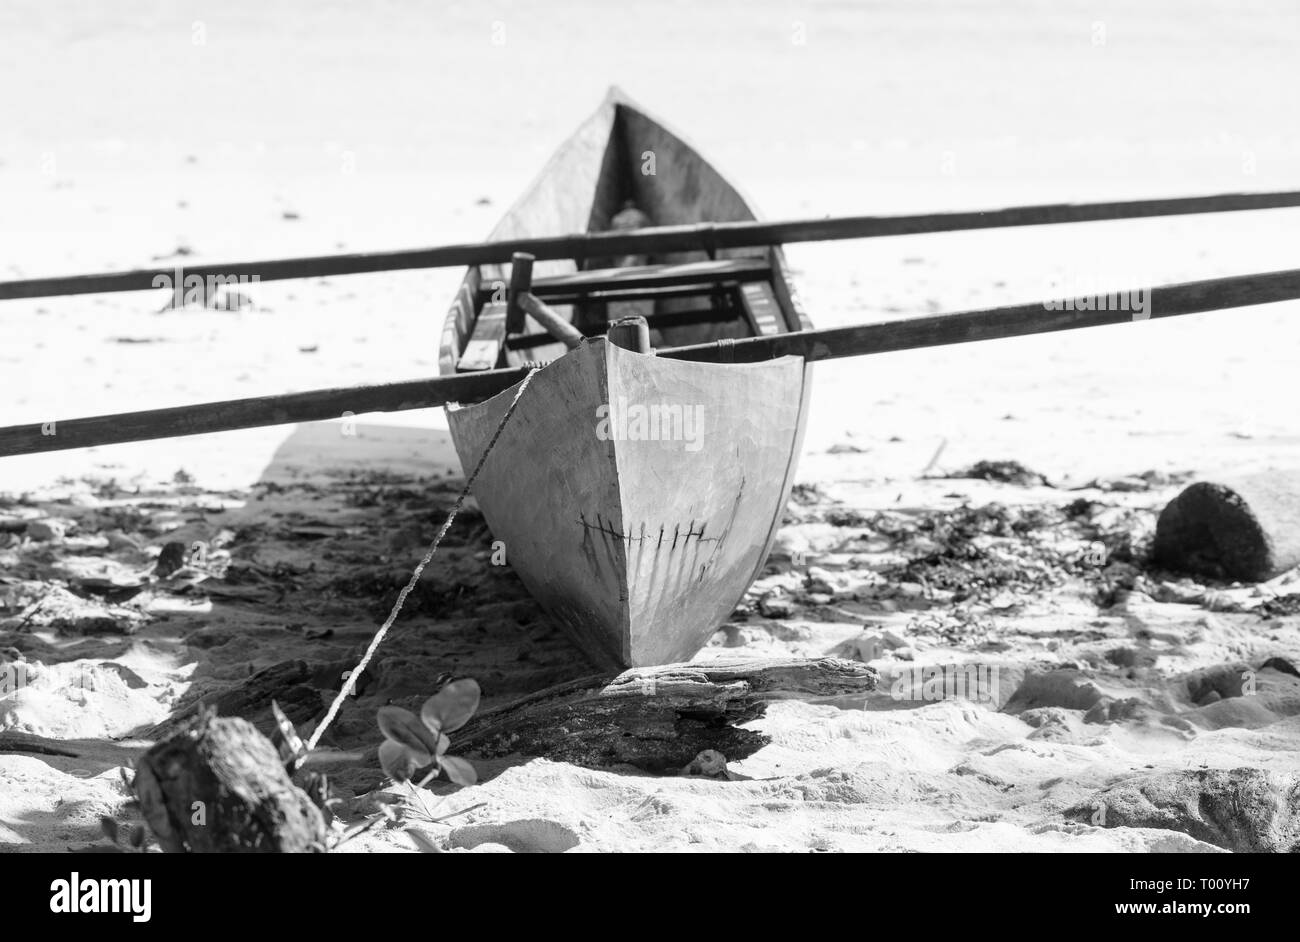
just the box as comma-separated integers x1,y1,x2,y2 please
505,252,535,334
607,316,651,354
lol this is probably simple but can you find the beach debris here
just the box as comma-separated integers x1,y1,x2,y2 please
758,592,794,618
146,659,323,740
941,460,1052,487
25,518,67,541
133,709,328,852
153,540,187,577
789,482,828,505
847,630,908,662
1154,472,1300,581
97,814,147,853
682,749,729,778
452,657,876,773
919,437,948,476
8,584,145,635
104,529,142,550
1072,469,1193,493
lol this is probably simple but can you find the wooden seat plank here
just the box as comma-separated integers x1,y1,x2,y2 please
738,282,784,335
457,300,508,371
523,257,771,297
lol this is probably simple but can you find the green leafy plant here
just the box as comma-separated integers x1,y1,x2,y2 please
377,678,480,788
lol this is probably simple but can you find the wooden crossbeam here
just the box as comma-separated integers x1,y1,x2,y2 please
4,189,1300,301
3,266,1299,457
506,306,734,350
524,258,770,296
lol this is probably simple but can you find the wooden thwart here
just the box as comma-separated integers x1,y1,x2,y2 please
3,265,1299,458
524,257,770,297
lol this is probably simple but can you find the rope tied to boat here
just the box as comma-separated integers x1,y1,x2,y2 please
306,366,541,751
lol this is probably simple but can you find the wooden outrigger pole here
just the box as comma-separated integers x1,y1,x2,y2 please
1,189,1299,301
2,265,1298,458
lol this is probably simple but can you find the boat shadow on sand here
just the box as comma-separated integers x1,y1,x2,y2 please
0,421,602,830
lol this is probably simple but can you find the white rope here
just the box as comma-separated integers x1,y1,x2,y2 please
307,367,540,750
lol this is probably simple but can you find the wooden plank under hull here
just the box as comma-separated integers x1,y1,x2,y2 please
446,340,806,669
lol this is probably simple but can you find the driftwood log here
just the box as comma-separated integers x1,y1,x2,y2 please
1154,473,1300,581
453,656,877,772
145,659,324,741
134,710,326,853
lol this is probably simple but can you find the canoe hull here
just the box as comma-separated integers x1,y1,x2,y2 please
448,340,808,669
440,89,814,668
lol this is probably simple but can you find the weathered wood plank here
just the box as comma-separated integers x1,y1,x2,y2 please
525,257,770,296
6,190,1300,302
133,712,327,853
453,656,877,771
517,292,584,349
457,300,508,372
738,281,783,335
4,265,1300,458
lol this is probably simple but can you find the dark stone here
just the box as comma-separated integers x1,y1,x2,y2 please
1154,473,1300,581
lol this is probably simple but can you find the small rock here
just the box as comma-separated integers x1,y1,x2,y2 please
758,594,793,619
772,530,811,560
804,567,837,594
848,633,885,661
153,541,187,578
682,749,728,778
26,519,67,541
104,530,142,551
895,582,926,599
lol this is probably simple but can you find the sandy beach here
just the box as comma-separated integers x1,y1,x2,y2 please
2,0,1299,854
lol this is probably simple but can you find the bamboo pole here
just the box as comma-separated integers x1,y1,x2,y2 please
2,265,1298,458
663,266,1300,363
0,370,530,457
3,189,1300,302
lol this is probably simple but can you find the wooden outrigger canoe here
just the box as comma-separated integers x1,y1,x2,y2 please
440,89,814,669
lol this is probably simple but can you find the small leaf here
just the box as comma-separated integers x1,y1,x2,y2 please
439,754,478,787
378,740,418,783
376,706,436,764
406,829,442,853
100,816,119,845
421,678,481,734
435,733,450,758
